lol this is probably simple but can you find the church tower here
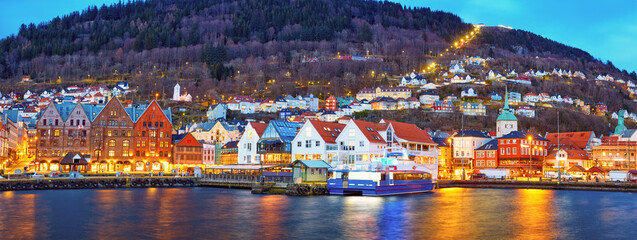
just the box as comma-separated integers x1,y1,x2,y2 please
173,83,181,101
496,88,518,137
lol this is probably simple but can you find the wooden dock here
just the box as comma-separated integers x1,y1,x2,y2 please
0,176,198,191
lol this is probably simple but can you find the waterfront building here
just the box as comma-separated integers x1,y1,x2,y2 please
292,160,331,183
333,120,388,164
291,120,344,163
432,137,453,179
497,131,548,176
88,97,135,172
474,139,499,169
450,130,492,175
237,122,267,164
379,119,438,165
172,133,203,169
257,120,303,164
217,141,239,165
132,100,173,172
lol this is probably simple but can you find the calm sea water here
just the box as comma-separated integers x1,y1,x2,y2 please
0,187,636,239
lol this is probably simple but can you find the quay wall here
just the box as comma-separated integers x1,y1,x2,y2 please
438,180,637,192
0,177,197,191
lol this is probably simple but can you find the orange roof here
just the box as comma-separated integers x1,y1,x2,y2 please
545,131,593,149
250,122,268,137
309,120,345,143
382,119,435,144
546,148,589,160
352,120,387,143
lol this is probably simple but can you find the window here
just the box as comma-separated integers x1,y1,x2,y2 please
107,130,112,136
136,141,141,147
109,140,116,147
127,131,131,137
297,142,302,147
108,150,115,157
123,150,129,157
360,141,364,147
95,150,101,157
316,141,320,147
122,121,126,126
150,142,156,148
142,141,146,147
54,130,60,137
160,122,164,128
306,140,311,148
123,140,129,147
349,128,355,136
512,147,517,155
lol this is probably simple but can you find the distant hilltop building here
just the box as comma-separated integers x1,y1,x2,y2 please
172,83,192,102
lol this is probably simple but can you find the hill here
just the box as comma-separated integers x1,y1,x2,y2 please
0,0,636,133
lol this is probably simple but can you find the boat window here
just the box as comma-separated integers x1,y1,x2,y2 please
393,173,432,180
380,173,386,181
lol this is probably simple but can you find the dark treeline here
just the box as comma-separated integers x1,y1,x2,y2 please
0,0,471,79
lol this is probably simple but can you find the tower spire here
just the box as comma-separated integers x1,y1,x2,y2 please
503,85,510,111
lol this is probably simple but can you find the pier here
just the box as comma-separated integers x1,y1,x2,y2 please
0,176,198,191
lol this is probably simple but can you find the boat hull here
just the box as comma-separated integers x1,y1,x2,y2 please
327,179,435,196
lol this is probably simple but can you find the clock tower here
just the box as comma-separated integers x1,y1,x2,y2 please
496,88,518,137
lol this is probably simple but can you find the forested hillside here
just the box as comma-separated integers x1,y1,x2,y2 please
0,0,635,121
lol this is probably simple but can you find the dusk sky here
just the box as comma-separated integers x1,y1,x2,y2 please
1,0,636,72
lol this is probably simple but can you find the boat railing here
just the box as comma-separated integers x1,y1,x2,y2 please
202,173,292,183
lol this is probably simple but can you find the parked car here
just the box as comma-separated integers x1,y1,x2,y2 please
470,173,487,180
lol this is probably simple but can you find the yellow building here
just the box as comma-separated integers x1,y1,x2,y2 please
356,87,411,101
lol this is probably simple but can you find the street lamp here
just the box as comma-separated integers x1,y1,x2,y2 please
527,135,533,181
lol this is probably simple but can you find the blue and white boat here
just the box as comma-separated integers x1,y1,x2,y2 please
327,155,436,196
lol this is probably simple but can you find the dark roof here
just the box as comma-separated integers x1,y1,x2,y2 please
222,141,239,149
498,131,548,141
455,130,491,139
60,152,90,165
476,139,498,150
432,137,449,147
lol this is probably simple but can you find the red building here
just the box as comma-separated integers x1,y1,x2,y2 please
474,139,499,169
325,95,337,111
432,100,454,112
133,100,173,172
497,131,548,177
172,133,203,167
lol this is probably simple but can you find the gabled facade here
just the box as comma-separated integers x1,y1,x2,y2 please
172,133,203,166
333,120,388,164
257,120,303,164
133,100,172,171
237,122,267,164
89,97,135,172
291,120,344,163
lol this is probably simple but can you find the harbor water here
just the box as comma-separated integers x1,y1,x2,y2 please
1,187,636,239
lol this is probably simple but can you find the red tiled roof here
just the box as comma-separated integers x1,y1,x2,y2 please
352,120,388,143
546,148,589,160
381,119,435,144
250,122,268,137
309,120,345,144
545,131,593,149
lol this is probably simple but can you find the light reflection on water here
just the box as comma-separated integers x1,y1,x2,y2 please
0,188,636,239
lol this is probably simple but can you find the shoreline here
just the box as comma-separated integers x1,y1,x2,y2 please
437,180,637,192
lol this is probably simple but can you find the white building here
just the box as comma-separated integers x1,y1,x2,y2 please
334,120,388,164
237,122,268,164
291,120,345,163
